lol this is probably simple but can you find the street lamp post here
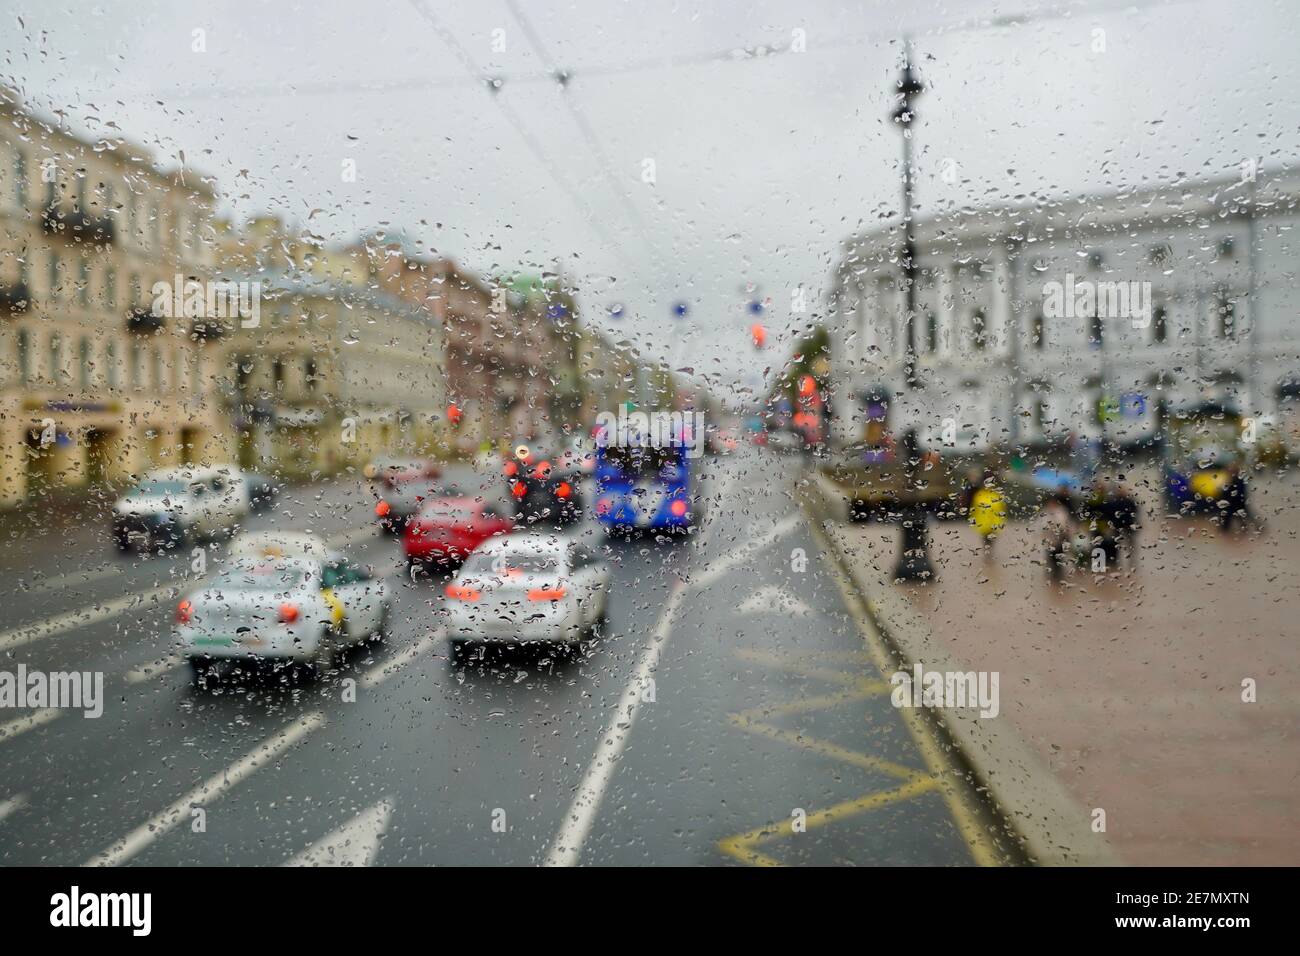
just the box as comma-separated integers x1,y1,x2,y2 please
891,38,925,392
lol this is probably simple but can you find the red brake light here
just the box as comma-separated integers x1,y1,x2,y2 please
503,460,518,477
555,481,572,499
176,600,193,624
534,461,552,480
445,584,482,601
527,587,567,602
278,603,299,624
671,499,688,517
376,500,391,517
512,481,527,499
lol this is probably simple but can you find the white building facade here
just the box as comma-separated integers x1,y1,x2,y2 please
827,168,1300,453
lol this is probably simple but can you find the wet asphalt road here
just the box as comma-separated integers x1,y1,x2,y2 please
0,448,1009,866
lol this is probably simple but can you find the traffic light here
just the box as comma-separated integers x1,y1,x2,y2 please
751,323,767,348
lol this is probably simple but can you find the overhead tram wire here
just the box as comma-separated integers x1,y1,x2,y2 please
406,0,639,274
159,0,1194,102
504,0,665,281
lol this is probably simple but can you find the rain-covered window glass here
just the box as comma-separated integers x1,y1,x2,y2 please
0,0,1296,888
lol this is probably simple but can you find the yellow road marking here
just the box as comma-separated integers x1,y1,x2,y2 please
733,648,874,687
727,715,924,782
810,520,1006,867
731,681,891,726
719,776,940,867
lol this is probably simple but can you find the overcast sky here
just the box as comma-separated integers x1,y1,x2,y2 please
3,0,1298,404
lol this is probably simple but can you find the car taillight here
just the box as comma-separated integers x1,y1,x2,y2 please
527,587,567,602
278,603,299,623
445,584,481,601
670,499,688,517
511,481,527,499
555,481,572,499
176,600,193,624
503,460,518,477
596,497,611,515
533,461,552,480
376,500,391,517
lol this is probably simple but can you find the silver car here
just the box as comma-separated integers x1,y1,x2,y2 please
443,533,611,653
176,553,389,682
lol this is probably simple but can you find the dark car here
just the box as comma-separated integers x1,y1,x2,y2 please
502,443,583,526
242,471,280,512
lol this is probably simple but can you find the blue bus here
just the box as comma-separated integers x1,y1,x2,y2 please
593,418,695,532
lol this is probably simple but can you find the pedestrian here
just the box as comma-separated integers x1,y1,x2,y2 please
969,470,1007,552
1039,492,1074,581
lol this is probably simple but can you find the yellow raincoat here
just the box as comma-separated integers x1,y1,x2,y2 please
970,486,1008,539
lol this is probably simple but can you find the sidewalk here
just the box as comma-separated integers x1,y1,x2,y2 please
803,464,1300,866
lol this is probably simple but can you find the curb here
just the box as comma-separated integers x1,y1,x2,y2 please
798,469,1122,867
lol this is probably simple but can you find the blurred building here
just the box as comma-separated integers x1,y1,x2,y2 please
0,86,231,506
827,168,1300,453
577,328,637,425
216,219,447,478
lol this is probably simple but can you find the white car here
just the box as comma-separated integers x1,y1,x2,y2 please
113,465,251,551
443,533,611,653
176,551,389,682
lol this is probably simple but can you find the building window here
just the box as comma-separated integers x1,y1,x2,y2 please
1088,250,1105,271
129,343,142,390
78,337,92,391
48,332,63,385
1218,236,1235,260
151,348,163,390
105,341,119,390
304,358,318,391
1152,304,1168,344
273,358,285,391
1149,243,1172,267
77,258,90,307
1031,313,1045,350
48,253,61,300
1215,294,1236,339
104,268,116,306
17,329,30,385
971,310,987,351
14,149,25,208
925,313,938,354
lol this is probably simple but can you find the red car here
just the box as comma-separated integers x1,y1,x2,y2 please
402,495,514,573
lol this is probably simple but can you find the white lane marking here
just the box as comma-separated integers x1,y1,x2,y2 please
0,793,27,822
86,712,326,867
0,708,62,743
359,629,446,689
738,584,814,617
690,512,800,588
543,582,687,867
14,565,122,597
0,582,178,654
125,656,184,684
285,799,392,867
